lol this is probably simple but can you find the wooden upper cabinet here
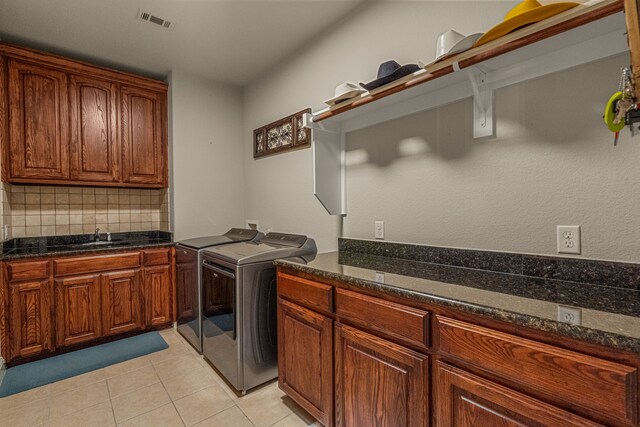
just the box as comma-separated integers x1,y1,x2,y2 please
7,59,70,180
0,43,168,188
55,274,102,347
8,279,54,359
121,85,167,187
69,74,119,183
434,362,602,427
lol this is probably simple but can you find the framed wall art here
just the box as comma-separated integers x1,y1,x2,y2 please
253,108,311,158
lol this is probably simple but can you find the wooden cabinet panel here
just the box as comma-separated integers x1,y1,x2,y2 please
69,74,119,182
101,269,143,335
278,299,333,427
336,288,429,350
335,323,428,427
434,361,602,427
176,261,196,321
278,273,333,315
121,85,166,187
145,265,172,326
6,260,49,282
54,252,140,277
55,274,101,347
8,279,54,359
142,248,171,267
7,59,69,180
436,315,638,425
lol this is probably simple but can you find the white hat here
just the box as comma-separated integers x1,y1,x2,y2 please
324,82,366,106
422,30,483,68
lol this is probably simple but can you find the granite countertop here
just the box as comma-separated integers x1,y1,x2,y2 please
275,247,640,354
0,231,173,260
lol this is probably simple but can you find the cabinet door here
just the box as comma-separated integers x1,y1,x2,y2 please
8,279,54,359
121,85,166,186
55,274,102,347
69,74,119,183
175,261,197,321
101,269,143,335
278,299,333,427
433,361,602,427
335,323,428,427
7,59,69,180
144,265,172,326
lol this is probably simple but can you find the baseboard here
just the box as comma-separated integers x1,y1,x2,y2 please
0,357,6,387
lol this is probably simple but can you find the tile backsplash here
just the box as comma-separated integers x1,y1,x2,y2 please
2,184,169,238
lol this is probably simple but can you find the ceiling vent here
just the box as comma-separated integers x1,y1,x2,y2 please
136,9,176,31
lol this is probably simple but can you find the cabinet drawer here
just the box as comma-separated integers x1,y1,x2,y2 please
6,260,50,281
278,273,333,314
335,288,429,350
142,248,171,266
54,252,141,277
436,316,638,425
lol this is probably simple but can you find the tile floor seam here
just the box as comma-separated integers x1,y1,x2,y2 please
156,365,187,427
106,368,117,427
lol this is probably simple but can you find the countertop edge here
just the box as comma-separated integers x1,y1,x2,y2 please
275,258,640,354
1,241,175,260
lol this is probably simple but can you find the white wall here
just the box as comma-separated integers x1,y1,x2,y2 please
243,1,515,254
169,69,245,241
243,1,640,262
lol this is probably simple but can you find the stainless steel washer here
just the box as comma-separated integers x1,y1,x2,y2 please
175,228,262,352
200,232,317,392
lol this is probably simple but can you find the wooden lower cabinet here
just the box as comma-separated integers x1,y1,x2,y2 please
144,265,172,326
334,323,428,427
2,248,174,364
276,270,640,427
55,274,101,347
8,279,54,359
433,361,601,426
278,298,334,427
101,269,143,336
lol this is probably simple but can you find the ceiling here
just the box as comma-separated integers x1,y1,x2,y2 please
0,0,366,85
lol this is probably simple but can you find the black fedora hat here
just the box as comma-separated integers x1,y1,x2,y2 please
360,60,420,91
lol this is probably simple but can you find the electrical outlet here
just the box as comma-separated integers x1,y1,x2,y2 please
374,221,385,239
557,225,581,254
375,272,385,283
557,305,582,326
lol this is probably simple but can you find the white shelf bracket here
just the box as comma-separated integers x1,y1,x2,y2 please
304,113,345,216
466,67,495,139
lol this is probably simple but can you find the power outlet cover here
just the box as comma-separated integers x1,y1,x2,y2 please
557,305,582,326
557,225,581,254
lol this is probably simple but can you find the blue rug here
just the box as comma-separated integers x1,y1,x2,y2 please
0,331,168,397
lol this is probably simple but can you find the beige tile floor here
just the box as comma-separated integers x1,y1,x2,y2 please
0,328,320,427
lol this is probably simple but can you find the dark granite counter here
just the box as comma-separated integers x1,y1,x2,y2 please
275,244,640,354
0,231,173,260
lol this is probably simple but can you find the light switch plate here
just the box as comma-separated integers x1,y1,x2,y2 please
374,221,384,239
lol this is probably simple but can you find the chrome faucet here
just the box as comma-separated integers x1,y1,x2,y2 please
94,227,101,242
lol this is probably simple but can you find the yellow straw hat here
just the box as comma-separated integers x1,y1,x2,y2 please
474,0,579,47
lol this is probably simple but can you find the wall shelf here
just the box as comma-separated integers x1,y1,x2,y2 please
305,0,629,216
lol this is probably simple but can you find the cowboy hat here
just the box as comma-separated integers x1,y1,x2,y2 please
360,60,420,91
324,82,366,106
474,0,579,47
422,30,483,68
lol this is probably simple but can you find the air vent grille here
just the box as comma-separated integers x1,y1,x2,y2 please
136,9,176,31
